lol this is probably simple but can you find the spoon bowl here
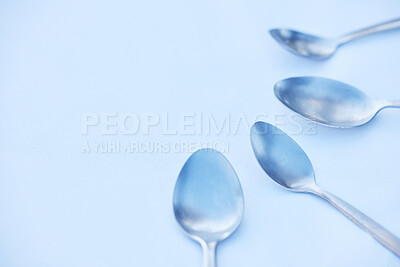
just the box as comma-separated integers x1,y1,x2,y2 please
270,29,337,59
250,120,316,192
250,121,400,257
173,148,244,266
274,77,400,128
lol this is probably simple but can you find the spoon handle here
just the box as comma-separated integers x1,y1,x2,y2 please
201,241,217,267
338,17,400,45
377,99,400,109
312,187,400,257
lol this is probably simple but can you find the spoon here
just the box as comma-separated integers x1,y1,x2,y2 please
250,121,400,257
274,76,400,128
270,17,400,59
173,148,244,267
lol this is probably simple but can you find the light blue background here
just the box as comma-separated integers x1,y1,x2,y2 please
1,0,400,266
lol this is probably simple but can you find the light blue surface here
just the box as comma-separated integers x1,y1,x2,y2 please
1,1,400,266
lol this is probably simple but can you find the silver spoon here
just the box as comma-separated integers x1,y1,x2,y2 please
274,76,400,128
173,148,244,267
250,121,400,257
270,17,400,59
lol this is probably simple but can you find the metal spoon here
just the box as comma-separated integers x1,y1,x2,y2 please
173,148,244,267
250,121,400,257
270,17,400,59
274,76,400,128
